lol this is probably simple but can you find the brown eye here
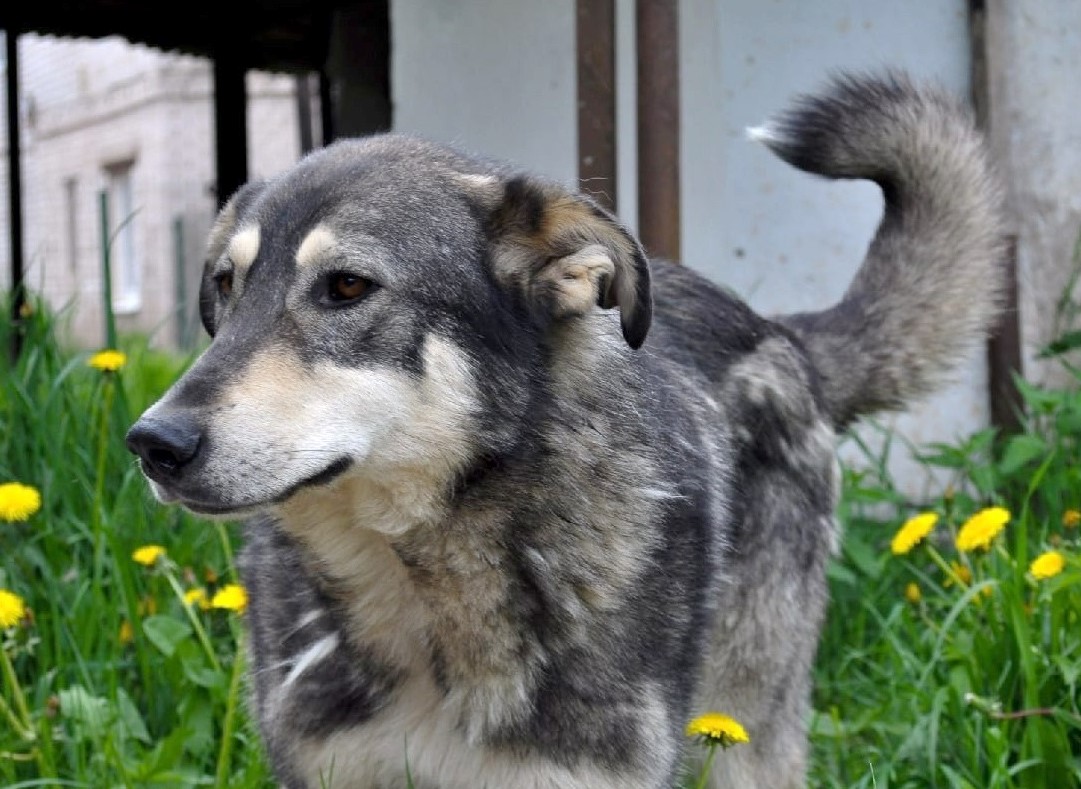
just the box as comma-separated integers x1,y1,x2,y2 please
216,272,234,299
327,273,371,303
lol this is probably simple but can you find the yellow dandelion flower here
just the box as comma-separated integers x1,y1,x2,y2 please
0,589,27,629
118,619,134,645
87,349,127,372
1029,551,1065,581
890,512,939,555
944,561,972,587
0,482,42,522
132,545,167,566
211,584,248,614
955,507,1010,553
184,587,211,610
686,712,750,748
1063,510,1080,530
904,582,921,604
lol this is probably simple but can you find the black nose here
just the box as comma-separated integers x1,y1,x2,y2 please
126,415,203,480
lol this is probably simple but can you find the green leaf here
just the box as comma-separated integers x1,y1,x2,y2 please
1013,376,1065,414
58,685,113,742
1053,405,1081,436
826,560,859,588
997,434,1048,476
947,664,972,698
969,465,998,496
142,614,193,658
116,688,151,744
842,535,884,580
178,695,216,757
181,648,224,690
1038,328,1081,358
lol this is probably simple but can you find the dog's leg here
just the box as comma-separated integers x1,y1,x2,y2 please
692,336,840,789
692,563,830,789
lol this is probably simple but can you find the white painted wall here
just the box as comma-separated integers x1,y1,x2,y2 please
986,0,1081,388
391,0,978,496
679,0,979,495
393,0,577,185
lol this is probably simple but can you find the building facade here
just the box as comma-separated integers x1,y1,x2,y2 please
0,33,303,348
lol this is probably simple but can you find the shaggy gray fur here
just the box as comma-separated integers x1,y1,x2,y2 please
126,71,1003,788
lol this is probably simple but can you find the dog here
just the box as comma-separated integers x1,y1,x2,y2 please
126,71,1003,788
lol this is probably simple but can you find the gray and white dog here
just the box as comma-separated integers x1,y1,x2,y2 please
127,72,1003,788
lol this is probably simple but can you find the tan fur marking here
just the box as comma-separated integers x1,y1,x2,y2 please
228,225,261,271
492,194,639,317
536,244,615,318
295,225,337,268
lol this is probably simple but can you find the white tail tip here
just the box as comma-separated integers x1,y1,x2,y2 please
745,123,780,144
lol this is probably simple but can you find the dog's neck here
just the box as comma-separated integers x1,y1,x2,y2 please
274,374,670,739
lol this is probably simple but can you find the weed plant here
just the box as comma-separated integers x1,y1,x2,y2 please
0,295,271,787
813,380,1081,786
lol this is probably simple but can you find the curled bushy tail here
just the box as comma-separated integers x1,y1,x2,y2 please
754,71,1006,429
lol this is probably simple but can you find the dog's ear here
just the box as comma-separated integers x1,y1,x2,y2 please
199,181,267,337
484,175,652,349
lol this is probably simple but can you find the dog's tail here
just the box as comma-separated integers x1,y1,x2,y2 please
753,71,1005,430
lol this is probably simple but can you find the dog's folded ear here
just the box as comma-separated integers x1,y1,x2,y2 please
483,175,652,349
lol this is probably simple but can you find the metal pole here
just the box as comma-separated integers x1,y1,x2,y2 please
173,216,188,349
636,0,680,262
6,30,25,358
296,74,315,155
576,0,618,212
319,70,335,145
99,190,117,349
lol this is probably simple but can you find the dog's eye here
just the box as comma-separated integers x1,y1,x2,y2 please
326,273,372,304
215,272,234,299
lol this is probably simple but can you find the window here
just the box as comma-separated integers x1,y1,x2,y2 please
105,162,140,314
64,177,78,274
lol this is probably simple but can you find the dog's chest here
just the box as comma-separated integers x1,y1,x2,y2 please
265,612,630,789
245,515,651,789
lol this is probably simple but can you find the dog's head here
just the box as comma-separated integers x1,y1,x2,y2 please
126,134,651,523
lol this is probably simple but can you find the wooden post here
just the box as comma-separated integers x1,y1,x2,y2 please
576,0,618,212
6,29,25,358
636,0,680,262
970,0,1023,434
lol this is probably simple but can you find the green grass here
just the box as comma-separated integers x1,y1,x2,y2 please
812,385,1081,787
2,291,1080,787
0,295,271,787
